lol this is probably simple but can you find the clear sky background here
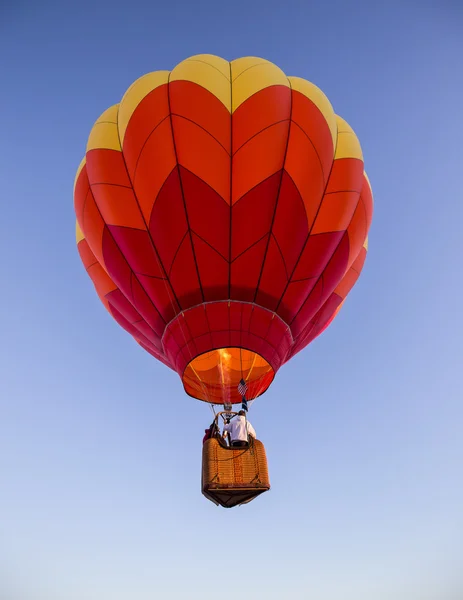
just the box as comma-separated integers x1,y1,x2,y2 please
1,1,462,599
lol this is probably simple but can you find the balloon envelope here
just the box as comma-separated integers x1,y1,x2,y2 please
75,54,373,404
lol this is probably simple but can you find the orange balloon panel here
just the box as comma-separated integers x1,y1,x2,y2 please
74,54,373,405
183,348,274,404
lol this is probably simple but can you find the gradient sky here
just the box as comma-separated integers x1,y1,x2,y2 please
1,1,463,599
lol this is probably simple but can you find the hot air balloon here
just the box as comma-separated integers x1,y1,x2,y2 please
74,54,373,507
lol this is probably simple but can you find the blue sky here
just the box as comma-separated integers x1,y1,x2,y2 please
1,1,462,598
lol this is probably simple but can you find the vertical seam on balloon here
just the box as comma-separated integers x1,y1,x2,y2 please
116,82,205,387
288,189,367,329
91,153,181,328
231,61,271,83
252,79,293,303
166,72,205,306
201,286,214,365
344,193,367,271
79,186,98,261
113,112,183,318
232,118,291,156
83,188,167,333
288,224,349,328
109,302,157,350
228,60,233,300
299,319,318,347
167,230,189,277
273,126,341,314
262,309,277,352
80,181,137,318
182,58,230,81
177,313,200,369
109,293,161,350
318,294,343,338
296,184,369,326
230,234,269,263
185,226,229,261
166,75,213,394
132,114,171,182
271,232,289,279
290,119,326,182
170,114,230,154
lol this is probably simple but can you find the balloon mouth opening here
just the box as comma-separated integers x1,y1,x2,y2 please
182,347,275,404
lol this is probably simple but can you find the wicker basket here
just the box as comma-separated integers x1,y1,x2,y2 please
202,437,270,508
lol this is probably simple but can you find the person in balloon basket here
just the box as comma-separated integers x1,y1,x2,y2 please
222,411,256,447
202,421,217,444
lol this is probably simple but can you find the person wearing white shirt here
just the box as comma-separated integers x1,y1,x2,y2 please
223,410,256,447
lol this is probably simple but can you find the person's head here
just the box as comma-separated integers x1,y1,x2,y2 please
238,410,245,417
